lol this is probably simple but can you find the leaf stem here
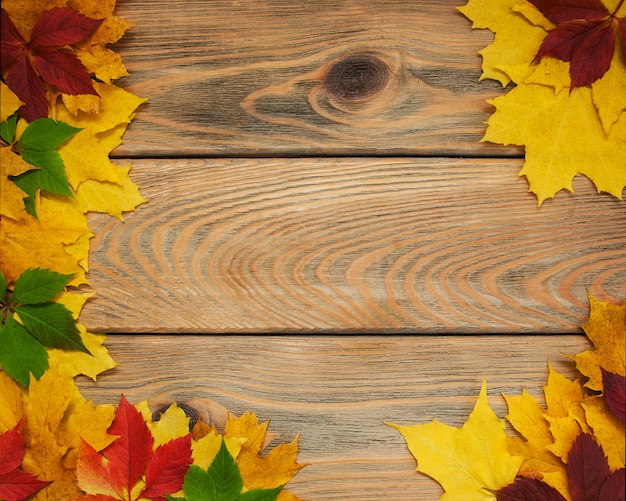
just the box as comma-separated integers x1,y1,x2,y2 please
613,0,625,16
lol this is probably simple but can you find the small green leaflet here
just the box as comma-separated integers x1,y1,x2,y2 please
2,116,80,218
166,440,283,501
0,268,91,386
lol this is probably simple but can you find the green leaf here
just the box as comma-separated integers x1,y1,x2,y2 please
183,441,243,501
238,487,283,501
9,169,40,218
17,118,80,151
0,315,49,386
12,268,74,304
13,303,91,354
0,269,6,304
19,149,73,196
1,113,17,144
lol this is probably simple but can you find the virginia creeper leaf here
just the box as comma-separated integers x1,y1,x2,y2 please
0,7,102,120
601,368,626,424
599,468,626,500
567,433,611,501
17,118,81,151
30,8,103,47
0,270,6,303
1,113,17,144
11,267,73,305
13,302,90,354
529,0,625,87
18,149,73,196
0,315,49,386
0,421,49,501
140,434,193,499
496,477,567,501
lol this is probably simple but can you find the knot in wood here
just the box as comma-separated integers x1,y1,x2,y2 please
324,54,389,102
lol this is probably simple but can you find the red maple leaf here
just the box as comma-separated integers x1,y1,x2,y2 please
0,7,103,121
567,433,625,501
75,395,193,501
0,419,50,501
529,0,626,88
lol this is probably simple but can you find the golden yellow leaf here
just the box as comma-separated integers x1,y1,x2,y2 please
0,147,35,222
136,400,191,447
192,429,246,470
591,50,626,134
0,370,24,433
457,0,549,87
0,194,92,285
483,83,626,204
225,411,306,492
1,82,24,121
387,381,523,500
575,294,626,391
582,396,625,471
503,388,567,496
1,0,67,39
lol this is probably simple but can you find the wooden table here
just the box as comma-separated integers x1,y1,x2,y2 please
77,1,626,498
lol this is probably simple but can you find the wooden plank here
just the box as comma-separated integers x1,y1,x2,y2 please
80,158,625,333
77,334,592,500
112,0,515,157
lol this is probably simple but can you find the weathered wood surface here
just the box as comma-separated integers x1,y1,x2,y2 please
81,157,625,333
78,335,591,500
112,0,515,157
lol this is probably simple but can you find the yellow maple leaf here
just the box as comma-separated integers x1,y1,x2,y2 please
18,367,115,499
136,400,191,447
574,294,626,391
459,0,626,203
0,194,92,285
225,412,306,495
0,82,24,121
483,83,626,204
192,428,246,470
503,389,569,497
387,381,523,500
0,370,24,433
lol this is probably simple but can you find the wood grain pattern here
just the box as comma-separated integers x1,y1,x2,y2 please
80,157,625,333
77,334,592,500
112,0,516,157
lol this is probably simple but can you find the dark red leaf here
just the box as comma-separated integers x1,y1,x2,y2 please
0,470,50,501
6,53,48,121
569,19,615,87
599,468,625,501
528,0,609,23
602,369,626,425
33,48,97,95
496,477,567,501
1,8,26,70
0,420,24,475
568,433,611,501
30,7,103,47
104,395,154,494
140,434,192,499
620,18,626,62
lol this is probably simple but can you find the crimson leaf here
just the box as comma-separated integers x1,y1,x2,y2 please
567,433,611,501
0,8,24,69
0,421,50,501
30,8,103,47
140,434,193,499
496,477,567,501
34,48,99,96
529,0,625,88
602,368,626,424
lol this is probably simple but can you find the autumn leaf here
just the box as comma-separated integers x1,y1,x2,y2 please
0,7,103,121
0,419,50,501
602,369,626,424
574,293,626,391
567,433,625,501
0,268,90,386
529,0,625,88
387,380,523,500
75,395,193,501
169,440,283,501
497,477,567,501
458,0,626,203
